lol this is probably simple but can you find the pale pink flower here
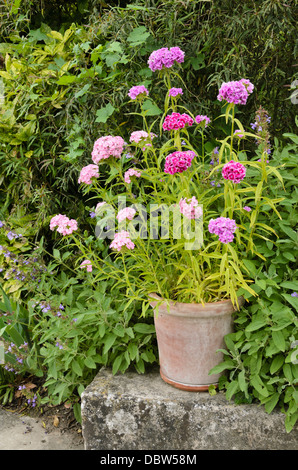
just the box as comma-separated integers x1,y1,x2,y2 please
91,135,125,164
95,201,106,212
124,168,142,184
117,207,136,223
78,164,99,185
109,231,135,252
80,260,92,272
179,197,203,219
50,214,78,236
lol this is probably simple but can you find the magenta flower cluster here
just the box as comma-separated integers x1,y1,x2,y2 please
217,79,254,105
208,217,237,244
91,135,125,164
50,214,78,236
148,47,185,72
164,150,195,175
163,112,194,131
78,164,99,185
222,160,246,184
128,85,149,100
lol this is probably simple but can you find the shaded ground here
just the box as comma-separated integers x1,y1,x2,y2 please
0,377,84,450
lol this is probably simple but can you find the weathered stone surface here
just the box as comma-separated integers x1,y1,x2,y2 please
81,367,298,450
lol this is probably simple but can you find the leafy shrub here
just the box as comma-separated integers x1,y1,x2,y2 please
210,128,298,432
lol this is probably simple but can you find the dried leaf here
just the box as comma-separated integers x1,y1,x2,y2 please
53,415,60,427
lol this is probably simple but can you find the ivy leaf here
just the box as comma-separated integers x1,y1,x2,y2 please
95,103,115,123
127,26,150,46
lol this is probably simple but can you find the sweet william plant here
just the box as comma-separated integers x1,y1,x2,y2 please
50,46,284,313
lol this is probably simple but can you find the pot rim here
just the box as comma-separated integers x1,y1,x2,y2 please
149,293,245,317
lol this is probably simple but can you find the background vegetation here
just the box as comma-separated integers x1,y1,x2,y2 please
0,0,297,431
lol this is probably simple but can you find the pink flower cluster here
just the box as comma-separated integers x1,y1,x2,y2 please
50,214,78,236
129,130,156,144
217,79,254,105
164,150,195,175
80,260,92,272
117,207,136,223
222,160,246,184
163,112,194,131
148,47,185,72
195,115,211,128
124,168,142,184
208,217,237,244
128,85,149,100
78,164,99,185
169,87,183,97
91,135,125,164
179,197,203,219
110,231,135,252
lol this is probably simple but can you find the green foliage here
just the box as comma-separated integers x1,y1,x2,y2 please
210,130,298,432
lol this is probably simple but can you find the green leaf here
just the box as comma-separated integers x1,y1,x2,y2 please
112,354,123,375
95,103,115,123
57,75,77,85
72,360,83,376
250,375,269,397
134,323,155,334
272,330,286,352
102,333,117,355
127,26,150,46
225,380,239,400
264,393,280,414
141,100,162,116
270,354,284,374
84,357,97,369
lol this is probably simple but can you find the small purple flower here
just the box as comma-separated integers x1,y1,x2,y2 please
291,292,298,298
55,342,63,350
243,206,251,212
0,221,4,228
89,212,96,218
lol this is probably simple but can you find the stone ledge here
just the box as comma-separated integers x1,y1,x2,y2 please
81,367,298,450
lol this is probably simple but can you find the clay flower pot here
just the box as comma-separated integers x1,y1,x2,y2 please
149,294,245,391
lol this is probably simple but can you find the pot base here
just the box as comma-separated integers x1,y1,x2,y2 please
160,369,218,392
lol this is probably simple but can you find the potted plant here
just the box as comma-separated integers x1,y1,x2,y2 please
50,47,283,391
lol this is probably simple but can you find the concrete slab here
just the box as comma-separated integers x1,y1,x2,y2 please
81,367,298,451
0,408,84,450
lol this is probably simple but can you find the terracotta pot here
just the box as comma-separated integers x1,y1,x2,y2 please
150,294,245,391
